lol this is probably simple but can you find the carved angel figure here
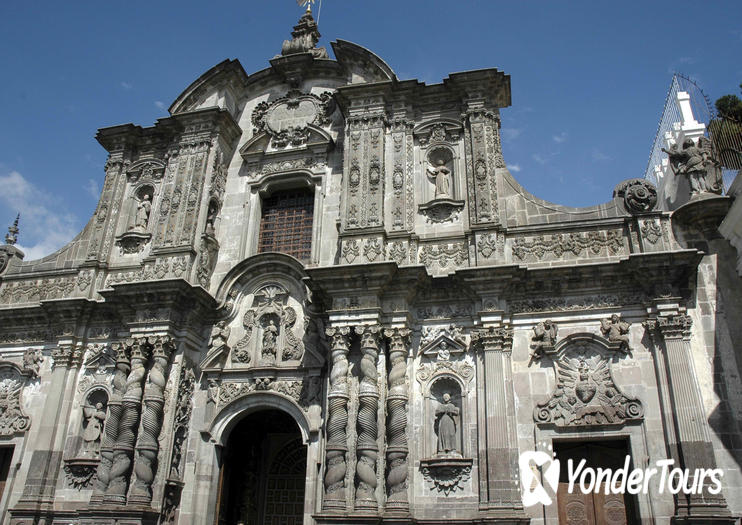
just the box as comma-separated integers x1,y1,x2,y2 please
662,138,721,196
426,159,452,198
600,314,631,351
435,392,460,455
22,348,43,378
531,320,558,360
82,402,106,455
208,321,231,356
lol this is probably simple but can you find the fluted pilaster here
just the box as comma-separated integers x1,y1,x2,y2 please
323,327,351,511
384,327,410,514
645,314,731,519
354,325,381,511
130,336,175,505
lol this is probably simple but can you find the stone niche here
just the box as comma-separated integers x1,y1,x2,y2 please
415,326,474,496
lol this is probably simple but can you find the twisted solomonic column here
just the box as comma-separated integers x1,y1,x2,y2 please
323,327,351,511
90,342,131,505
354,325,381,511
104,337,150,504
130,336,175,505
384,328,410,514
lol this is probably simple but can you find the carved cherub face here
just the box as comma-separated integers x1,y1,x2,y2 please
442,393,451,403
95,402,103,409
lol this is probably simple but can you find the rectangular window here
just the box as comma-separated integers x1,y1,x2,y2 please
258,190,314,262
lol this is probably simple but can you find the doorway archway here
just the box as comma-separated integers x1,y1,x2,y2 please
217,409,307,525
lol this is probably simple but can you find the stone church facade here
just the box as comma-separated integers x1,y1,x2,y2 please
0,9,741,525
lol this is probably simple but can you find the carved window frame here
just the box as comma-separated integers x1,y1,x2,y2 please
242,171,325,266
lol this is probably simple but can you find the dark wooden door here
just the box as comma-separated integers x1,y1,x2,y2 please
555,441,634,525
0,447,13,502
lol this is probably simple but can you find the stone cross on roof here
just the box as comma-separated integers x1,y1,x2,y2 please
5,213,19,245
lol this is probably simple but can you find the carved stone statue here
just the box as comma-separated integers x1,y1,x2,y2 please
662,138,721,196
435,393,459,455
82,402,106,456
600,314,631,351
130,194,152,231
205,201,218,235
531,320,558,360
427,159,452,198
262,319,279,359
22,348,43,378
208,321,230,355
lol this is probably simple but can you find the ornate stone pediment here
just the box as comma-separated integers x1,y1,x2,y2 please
534,334,643,428
420,325,466,359
126,159,166,183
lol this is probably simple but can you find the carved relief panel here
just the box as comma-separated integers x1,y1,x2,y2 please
463,108,503,226
533,335,643,428
0,362,32,436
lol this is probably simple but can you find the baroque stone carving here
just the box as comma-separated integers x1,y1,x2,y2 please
355,325,381,509
663,137,723,196
530,320,558,361
280,9,328,59
435,392,459,455
512,230,623,261
387,241,407,265
534,337,643,427
641,219,663,244
600,314,631,352
613,179,658,213
508,293,648,314
231,285,304,365
477,233,499,258
384,328,410,511
216,376,320,411
0,363,31,435
22,348,43,378
419,242,467,270
420,457,472,495
418,199,465,224
323,326,350,510
341,239,360,264
64,459,99,490
252,90,334,148
0,276,76,304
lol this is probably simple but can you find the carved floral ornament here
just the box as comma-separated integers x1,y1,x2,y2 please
613,178,658,214
533,334,643,428
0,362,32,436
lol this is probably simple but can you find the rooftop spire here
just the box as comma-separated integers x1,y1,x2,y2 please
5,213,19,245
281,2,328,59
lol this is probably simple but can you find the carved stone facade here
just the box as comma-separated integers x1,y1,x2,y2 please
0,8,741,525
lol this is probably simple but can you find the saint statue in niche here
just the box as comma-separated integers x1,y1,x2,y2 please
262,319,279,359
131,194,152,231
435,392,460,455
82,402,106,456
426,159,452,199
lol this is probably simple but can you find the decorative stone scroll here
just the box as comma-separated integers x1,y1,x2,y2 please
534,335,643,428
613,178,658,213
0,362,32,435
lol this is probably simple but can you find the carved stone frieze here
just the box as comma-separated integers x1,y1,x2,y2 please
51,344,84,370
641,219,663,245
534,338,643,428
512,229,624,261
341,239,360,264
0,276,76,304
247,157,319,180
476,232,501,259
507,292,648,314
363,238,384,262
419,242,468,271
216,375,320,411
387,241,408,266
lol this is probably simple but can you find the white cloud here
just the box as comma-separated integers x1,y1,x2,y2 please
121,81,132,90
592,149,611,162
0,170,79,260
552,132,568,143
501,128,522,142
84,178,99,200
532,153,546,165
508,164,522,172
154,100,166,110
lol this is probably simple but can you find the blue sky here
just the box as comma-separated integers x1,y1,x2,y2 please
1,1,740,259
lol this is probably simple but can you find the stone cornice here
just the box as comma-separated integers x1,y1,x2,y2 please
644,314,693,341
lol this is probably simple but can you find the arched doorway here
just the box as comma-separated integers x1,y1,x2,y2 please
217,409,307,525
